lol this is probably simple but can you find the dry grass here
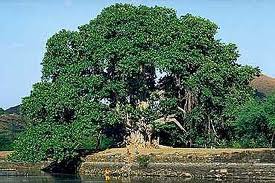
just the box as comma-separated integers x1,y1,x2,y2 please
85,147,275,164
99,147,273,156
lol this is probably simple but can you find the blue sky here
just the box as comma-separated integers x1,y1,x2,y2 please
1,0,275,109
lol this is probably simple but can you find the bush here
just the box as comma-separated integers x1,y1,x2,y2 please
137,155,151,168
0,134,13,151
232,94,275,148
10,122,98,163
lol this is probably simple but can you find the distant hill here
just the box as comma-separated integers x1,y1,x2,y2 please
5,105,20,115
0,114,24,150
0,108,5,115
251,74,275,96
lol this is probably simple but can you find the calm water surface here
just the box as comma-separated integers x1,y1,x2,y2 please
0,171,274,183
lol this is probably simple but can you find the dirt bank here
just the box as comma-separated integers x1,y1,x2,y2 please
79,148,275,180
0,151,42,175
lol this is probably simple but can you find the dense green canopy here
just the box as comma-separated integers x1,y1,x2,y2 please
233,93,275,147
12,4,259,163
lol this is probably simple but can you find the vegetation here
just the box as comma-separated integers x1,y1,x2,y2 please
0,114,24,151
137,154,151,168
11,4,263,164
5,105,21,115
0,108,6,115
232,93,275,148
251,74,275,96
0,107,23,151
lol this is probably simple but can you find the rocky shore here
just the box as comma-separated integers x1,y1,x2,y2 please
79,148,275,180
2,148,275,180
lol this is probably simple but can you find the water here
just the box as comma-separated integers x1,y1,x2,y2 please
0,172,274,183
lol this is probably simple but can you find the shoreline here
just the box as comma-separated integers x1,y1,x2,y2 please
2,148,275,180
79,148,275,180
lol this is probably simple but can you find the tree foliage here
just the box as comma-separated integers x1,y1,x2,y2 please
233,93,275,147
12,4,259,163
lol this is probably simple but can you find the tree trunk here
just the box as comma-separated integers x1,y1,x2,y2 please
270,131,275,148
183,88,197,113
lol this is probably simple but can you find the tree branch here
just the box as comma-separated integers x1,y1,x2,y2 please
154,114,187,133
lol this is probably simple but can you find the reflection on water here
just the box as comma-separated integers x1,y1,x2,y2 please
0,171,273,183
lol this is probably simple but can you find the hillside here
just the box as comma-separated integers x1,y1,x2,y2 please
0,114,24,150
251,74,275,96
5,105,20,115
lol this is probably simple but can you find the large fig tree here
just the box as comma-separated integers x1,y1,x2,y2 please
12,4,259,163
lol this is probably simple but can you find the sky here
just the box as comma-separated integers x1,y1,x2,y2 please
1,0,275,109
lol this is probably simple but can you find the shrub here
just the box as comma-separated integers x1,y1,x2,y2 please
137,155,151,168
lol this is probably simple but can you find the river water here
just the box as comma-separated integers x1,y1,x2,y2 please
0,172,273,183
0,171,275,183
